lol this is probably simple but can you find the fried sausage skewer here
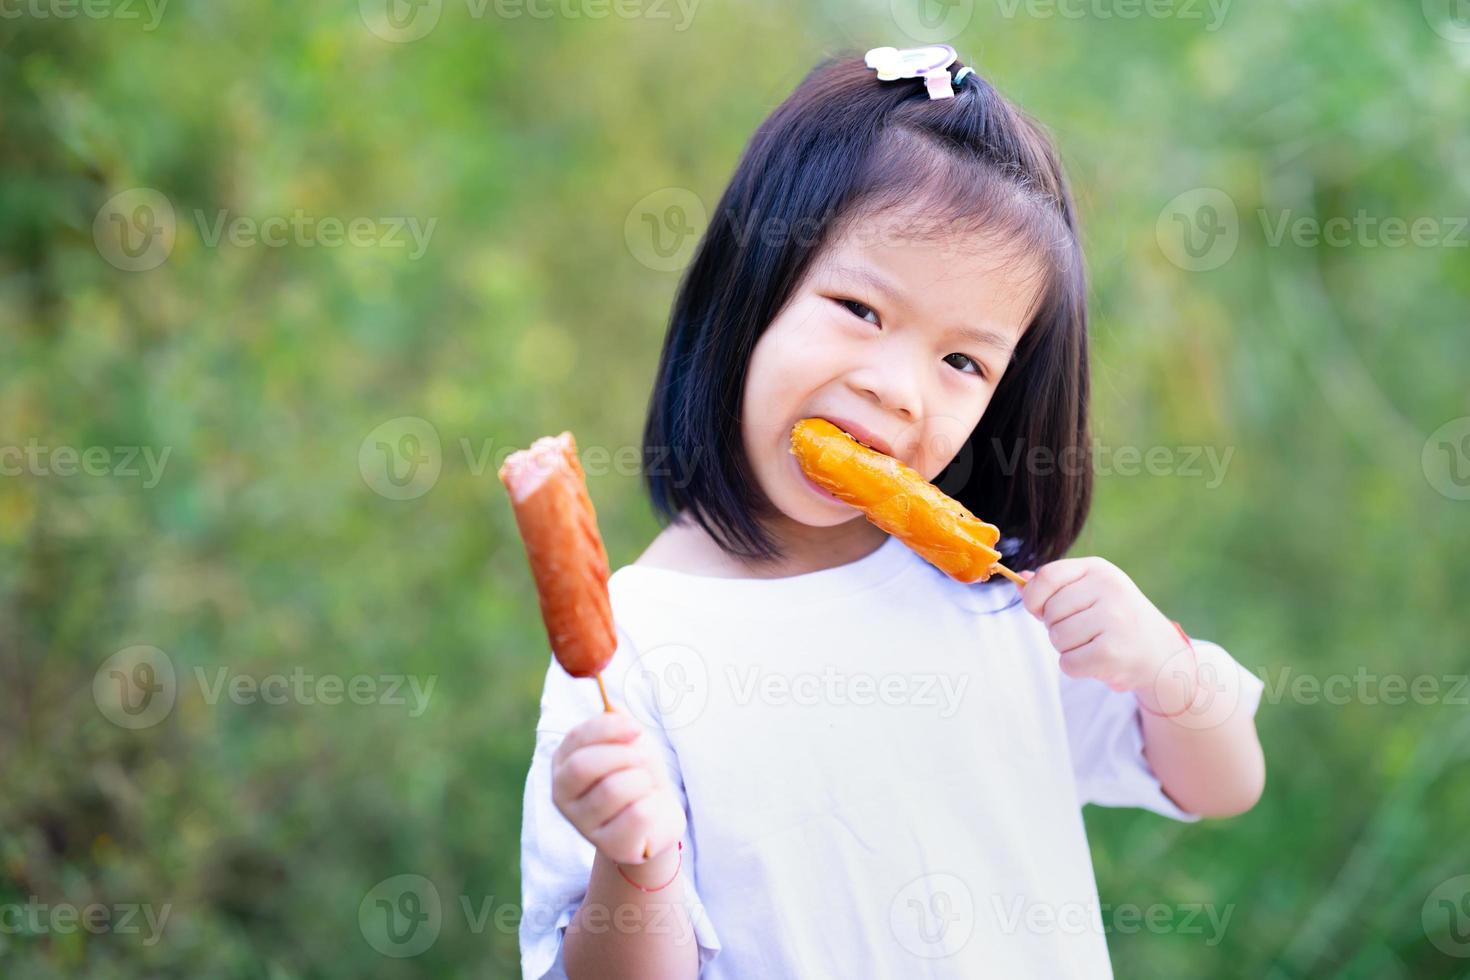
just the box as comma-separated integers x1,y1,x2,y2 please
790,418,1027,588
502,434,660,859
499,432,619,710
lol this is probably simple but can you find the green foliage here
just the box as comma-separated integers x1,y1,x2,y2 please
1,1,1467,976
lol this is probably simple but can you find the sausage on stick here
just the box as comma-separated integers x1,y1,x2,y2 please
790,417,1027,588
500,433,658,859
499,432,619,709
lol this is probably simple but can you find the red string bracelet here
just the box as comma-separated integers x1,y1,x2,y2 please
1139,621,1201,719
616,840,682,892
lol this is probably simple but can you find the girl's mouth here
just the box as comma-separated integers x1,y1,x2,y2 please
790,451,848,505
811,414,896,459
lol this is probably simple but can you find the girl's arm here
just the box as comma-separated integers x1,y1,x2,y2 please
562,844,699,980
1135,640,1266,817
551,709,701,980
1022,558,1266,818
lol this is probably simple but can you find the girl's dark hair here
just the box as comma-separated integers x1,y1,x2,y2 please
641,54,1092,571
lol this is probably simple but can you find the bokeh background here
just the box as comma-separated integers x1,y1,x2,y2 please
3,0,1469,976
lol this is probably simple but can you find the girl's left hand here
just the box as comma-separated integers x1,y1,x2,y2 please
1019,557,1188,696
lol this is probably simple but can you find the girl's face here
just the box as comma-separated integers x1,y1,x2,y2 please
740,208,1044,530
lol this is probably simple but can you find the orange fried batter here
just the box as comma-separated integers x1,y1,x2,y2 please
790,417,1008,584
499,432,617,678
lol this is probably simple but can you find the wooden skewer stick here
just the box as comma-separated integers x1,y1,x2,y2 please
593,672,652,860
993,562,1028,588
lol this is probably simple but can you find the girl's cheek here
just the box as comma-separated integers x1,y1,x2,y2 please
787,315,853,386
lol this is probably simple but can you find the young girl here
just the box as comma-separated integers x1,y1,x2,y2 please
519,47,1265,979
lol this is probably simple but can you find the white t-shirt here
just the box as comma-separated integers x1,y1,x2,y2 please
519,534,1264,979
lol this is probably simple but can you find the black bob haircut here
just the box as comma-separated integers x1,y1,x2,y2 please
642,53,1092,571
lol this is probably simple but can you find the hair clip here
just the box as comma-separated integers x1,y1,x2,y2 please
864,44,959,100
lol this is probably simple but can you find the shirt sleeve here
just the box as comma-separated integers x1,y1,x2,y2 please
519,631,722,980
1058,637,1265,822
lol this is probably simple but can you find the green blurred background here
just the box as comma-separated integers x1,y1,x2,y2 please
2,0,1468,976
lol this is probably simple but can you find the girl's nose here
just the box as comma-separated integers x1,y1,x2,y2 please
848,360,922,422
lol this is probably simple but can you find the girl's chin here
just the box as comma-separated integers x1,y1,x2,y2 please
783,502,860,528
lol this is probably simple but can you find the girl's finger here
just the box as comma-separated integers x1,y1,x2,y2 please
551,710,642,766
1056,643,1111,681
581,767,656,829
1021,558,1092,619
1047,607,1105,655
1038,580,1101,627
642,801,686,863
555,741,650,805
595,794,663,863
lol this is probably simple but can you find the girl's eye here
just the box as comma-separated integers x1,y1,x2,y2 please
836,298,879,326
831,294,983,377
944,352,984,378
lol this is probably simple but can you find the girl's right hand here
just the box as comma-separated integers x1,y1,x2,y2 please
550,707,686,867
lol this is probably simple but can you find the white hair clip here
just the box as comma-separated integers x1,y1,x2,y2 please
864,44,960,100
